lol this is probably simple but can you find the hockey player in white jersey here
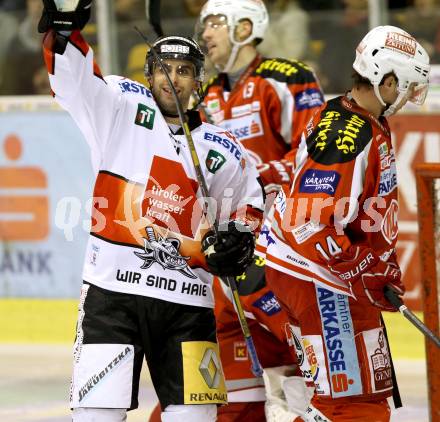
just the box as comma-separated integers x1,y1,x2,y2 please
38,1,265,421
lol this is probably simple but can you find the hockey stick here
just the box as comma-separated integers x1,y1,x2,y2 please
145,0,163,37
384,285,440,348
135,28,264,377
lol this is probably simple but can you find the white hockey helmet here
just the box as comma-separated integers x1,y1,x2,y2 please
353,25,430,116
200,0,268,44
198,0,269,71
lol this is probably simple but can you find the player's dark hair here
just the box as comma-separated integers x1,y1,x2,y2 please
352,71,397,88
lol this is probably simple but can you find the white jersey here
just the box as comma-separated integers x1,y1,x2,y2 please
44,31,264,308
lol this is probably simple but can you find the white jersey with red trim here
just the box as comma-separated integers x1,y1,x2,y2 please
43,30,264,308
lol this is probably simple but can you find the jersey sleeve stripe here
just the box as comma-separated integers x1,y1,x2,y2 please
42,30,56,75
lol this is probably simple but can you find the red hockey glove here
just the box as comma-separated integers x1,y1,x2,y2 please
327,245,405,311
256,160,294,194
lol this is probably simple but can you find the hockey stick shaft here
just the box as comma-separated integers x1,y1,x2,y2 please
136,28,263,376
384,285,440,348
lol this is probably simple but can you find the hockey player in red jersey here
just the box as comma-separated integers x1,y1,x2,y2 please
38,1,265,421
259,26,430,421
192,1,325,420
197,0,324,196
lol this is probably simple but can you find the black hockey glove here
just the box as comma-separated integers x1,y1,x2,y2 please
201,221,255,277
38,0,92,33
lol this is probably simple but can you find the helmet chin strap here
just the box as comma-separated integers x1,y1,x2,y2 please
373,84,407,117
217,29,254,74
218,43,240,73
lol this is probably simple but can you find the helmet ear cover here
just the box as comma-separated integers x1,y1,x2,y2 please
145,36,205,82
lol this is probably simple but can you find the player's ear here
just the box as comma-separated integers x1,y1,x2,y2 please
193,80,201,91
382,75,396,88
235,19,252,42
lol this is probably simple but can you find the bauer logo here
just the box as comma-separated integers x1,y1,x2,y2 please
252,291,281,316
299,169,340,194
295,89,324,111
205,150,226,174
135,103,155,129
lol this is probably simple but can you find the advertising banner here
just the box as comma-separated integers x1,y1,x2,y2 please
388,114,440,310
0,99,439,308
0,104,94,297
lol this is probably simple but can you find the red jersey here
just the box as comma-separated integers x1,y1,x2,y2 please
213,256,297,403
259,95,399,294
203,55,322,404
202,55,324,166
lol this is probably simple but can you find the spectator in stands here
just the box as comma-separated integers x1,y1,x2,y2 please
259,0,309,60
0,0,27,90
115,0,144,22
391,0,440,61
297,0,343,10
0,0,45,95
315,0,369,93
183,0,206,16
0,0,26,11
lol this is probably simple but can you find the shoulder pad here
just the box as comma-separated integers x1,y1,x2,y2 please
254,58,318,84
307,98,373,165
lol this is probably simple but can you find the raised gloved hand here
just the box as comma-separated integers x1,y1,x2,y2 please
327,245,405,311
38,0,92,33
201,221,255,276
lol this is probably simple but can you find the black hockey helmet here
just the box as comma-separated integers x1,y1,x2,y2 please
145,36,205,82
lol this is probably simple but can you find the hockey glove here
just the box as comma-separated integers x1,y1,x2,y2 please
256,160,294,195
327,245,405,311
201,221,255,276
38,0,92,33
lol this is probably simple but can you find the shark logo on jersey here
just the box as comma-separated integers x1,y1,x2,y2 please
134,227,197,278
